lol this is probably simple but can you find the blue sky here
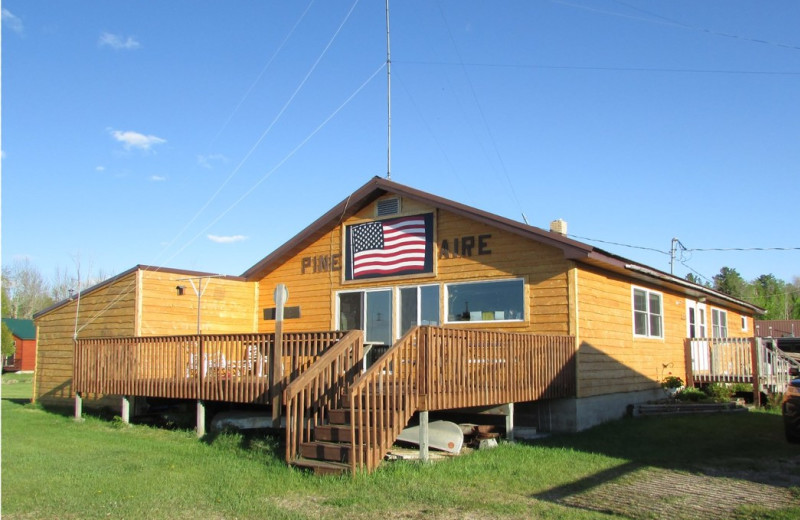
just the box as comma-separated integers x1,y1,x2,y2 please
3,0,799,287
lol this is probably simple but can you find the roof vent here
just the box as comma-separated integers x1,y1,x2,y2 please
376,197,401,217
550,219,568,236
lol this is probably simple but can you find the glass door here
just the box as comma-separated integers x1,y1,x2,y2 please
337,289,393,366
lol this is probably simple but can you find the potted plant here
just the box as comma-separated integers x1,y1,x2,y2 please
661,375,683,398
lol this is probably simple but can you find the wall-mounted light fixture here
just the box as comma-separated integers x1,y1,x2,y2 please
176,285,186,296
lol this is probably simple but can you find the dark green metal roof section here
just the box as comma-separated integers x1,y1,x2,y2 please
2,318,36,339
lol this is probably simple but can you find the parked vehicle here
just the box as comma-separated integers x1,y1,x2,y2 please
784,367,800,443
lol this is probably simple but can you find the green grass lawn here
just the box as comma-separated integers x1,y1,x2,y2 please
2,397,799,520
1,372,33,401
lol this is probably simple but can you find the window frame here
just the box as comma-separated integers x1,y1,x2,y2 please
632,286,664,339
443,278,525,324
712,308,729,338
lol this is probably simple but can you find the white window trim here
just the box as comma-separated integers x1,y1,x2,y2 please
632,286,664,339
711,308,729,338
444,278,525,324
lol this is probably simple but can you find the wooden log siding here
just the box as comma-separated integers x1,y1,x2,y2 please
349,326,576,473
284,330,364,464
74,331,346,404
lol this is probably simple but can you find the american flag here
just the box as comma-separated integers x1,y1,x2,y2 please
350,216,428,278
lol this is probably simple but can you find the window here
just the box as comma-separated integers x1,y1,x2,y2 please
633,287,663,338
741,316,748,331
712,309,728,338
399,285,440,336
445,279,524,323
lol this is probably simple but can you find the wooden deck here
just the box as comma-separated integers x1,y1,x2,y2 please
74,331,347,404
685,337,798,396
285,326,577,474
75,326,578,474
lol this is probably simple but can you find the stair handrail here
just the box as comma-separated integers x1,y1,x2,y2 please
284,330,364,464
348,326,423,474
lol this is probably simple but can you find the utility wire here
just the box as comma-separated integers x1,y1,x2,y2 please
434,2,527,222
78,1,365,334
567,234,670,256
396,59,800,76
685,246,800,252
556,0,800,52
157,0,362,263
208,0,316,147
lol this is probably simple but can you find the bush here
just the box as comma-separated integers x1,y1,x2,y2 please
704,383,733,402
677,387,706,402
730,382,753,393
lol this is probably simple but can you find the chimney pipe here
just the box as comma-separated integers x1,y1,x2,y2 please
550,219,568,236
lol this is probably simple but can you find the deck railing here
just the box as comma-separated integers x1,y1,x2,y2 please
349,328,420,473
284,330,364,464
348,326,576,473
686,337,798,394
74,331,346,404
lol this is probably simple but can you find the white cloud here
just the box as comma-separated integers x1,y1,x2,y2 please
150,175,167,182
109,129,166,151
2,9,24,34
207,234,248,244
99,32,140,50
197,154,228,169
95,165,105,172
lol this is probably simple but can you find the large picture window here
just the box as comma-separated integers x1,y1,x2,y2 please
633,287,663,338
445,279,524,323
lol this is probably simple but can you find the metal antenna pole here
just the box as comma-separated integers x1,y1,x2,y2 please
386,0,392,180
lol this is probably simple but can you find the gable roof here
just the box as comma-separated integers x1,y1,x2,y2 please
2,318,36,339
242,176,764,316
33,265,245,320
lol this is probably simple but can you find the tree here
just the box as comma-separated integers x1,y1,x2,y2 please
2,260,54,319
751,274,788,320
712,267,748,299
50,257,110,301
1,322,14,358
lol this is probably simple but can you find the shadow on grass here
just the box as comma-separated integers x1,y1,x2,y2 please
528,413,800,520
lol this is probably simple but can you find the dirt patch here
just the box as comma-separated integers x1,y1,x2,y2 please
549,461,800,520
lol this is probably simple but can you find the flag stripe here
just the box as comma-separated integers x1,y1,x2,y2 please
350,215,429,278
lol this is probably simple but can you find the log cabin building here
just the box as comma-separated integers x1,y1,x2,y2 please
33,177,764,472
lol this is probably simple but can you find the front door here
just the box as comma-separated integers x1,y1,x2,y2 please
687,300,709,373
338,289,393,365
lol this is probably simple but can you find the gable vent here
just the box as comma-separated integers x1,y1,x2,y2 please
376,197,401,217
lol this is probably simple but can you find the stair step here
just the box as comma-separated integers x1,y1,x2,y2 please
328,408,402,426
300,441,365,462
315,425,354,443
291,457,350,476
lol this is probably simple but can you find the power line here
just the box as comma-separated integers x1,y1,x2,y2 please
397,59,800,77
684,246,800,252
567,234,670,256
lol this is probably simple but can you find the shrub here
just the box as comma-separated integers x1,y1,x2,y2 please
661,375,683,389
677,387,706,402
704,383,733,402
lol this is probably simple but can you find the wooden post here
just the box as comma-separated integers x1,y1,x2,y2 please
683,338,695,388
505,402,515,441
196,400,206,437
751,337,761,407
121,395,131,424
419,410,429,463
74,392,83,421
272,284,288,425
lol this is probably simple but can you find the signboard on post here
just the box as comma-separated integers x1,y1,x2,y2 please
272,284,288,424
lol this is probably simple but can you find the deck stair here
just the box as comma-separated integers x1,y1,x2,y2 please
292,391,408,475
